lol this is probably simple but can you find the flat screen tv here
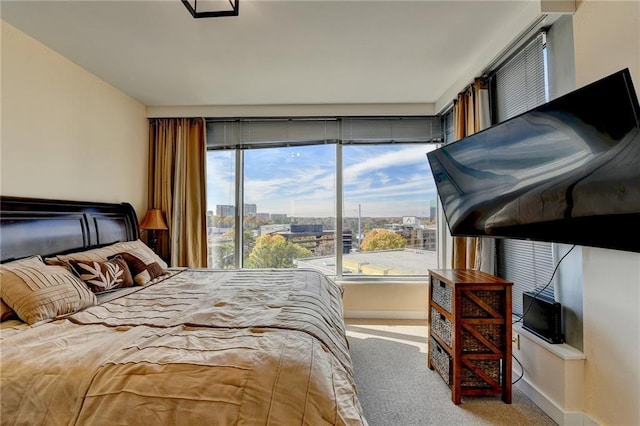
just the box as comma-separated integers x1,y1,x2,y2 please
427,68,640,253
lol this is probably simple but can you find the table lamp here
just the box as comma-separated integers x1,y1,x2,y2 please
139,208,168,253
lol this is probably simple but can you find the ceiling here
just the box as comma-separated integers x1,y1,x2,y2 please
1,1,540,110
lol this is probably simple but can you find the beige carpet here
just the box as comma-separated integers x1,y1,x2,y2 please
346,319,557,426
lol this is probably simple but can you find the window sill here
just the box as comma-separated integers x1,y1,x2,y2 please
514,322,585,361
336,275,428,285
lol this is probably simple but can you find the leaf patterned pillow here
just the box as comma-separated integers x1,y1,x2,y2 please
68,257,134,294
110,252,167,285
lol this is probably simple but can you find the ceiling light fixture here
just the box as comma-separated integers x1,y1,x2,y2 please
182,0,239,18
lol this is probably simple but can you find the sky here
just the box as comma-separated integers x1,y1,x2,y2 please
206,144,439,218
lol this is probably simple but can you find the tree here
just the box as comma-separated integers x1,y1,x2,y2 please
245,235,313,269
360,229,406,252
210,229,258,269
315,235,335,256
214,241,235,269
215,215,234,228
244,215,271,231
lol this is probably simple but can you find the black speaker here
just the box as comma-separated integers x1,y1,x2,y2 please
522,292,563,344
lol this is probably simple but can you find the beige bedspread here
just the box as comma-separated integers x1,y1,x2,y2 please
1,269,367,425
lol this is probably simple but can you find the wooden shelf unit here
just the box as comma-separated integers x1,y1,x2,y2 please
427,269,513,405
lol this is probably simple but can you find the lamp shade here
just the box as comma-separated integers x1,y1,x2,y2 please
140,209,168,230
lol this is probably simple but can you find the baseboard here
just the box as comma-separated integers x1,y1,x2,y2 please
343,309,427,320
514,374,598,426
582,415,600,426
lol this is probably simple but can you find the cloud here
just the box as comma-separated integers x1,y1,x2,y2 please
207,144,439,217
343,145,434,182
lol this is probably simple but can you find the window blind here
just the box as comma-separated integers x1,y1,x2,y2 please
497,240,555,315
341,117,442,144
494,32,547,120
442,111,454,144
491,30,555,315
206,117,441,149
206,118,340,149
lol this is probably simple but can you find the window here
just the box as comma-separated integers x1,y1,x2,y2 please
206,150,236,269
490,30,556,316
205,117,442,279
242,144,336,269
341,143,438,276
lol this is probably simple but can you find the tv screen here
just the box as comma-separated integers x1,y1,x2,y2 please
427,68,640,252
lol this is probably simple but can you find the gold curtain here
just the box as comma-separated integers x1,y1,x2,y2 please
451,77,491,270
148,118,207,268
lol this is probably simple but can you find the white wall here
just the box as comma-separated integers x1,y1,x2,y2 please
0,21,148,217
571,1,640,424
512,3,639,425
581,249,640,425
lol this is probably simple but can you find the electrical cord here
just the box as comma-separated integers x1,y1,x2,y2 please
512,354,525,384
512,244,576,325
510,244,576,385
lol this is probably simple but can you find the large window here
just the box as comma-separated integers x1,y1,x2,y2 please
242,144,336,269
206,117,441,279
340,144,437,276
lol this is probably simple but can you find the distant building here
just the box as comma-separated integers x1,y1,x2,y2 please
402,216,418,226
208,227,233,236
260,223,352,254
260,224,291,235
291,224,323,233
430,199,437,221
216,204,258,217
216,205,234,217
377,223,436,251
244,204,257,216
422,226,437,251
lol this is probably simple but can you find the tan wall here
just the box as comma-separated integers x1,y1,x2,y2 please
0,21,148,217
572,1,640,425
342,283,428,319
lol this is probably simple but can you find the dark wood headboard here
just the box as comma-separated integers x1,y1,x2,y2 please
0,196,139,263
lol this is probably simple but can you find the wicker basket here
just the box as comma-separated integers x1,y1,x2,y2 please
430,307,452,347
461,324,505,352
461,359,501,388
429,337,452,385
461,290,504,318
431,277,452,312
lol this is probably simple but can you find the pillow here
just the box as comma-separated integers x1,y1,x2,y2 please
48,239,168,270
111,252,167,285
0,256,96,325
68,256,134,294
1,298,16,322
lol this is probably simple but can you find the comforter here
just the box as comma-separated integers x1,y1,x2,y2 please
0,269,366,425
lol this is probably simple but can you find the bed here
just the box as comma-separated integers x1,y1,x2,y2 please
0,196,367,425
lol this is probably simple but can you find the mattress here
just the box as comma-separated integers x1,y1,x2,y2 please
0,268,366,425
